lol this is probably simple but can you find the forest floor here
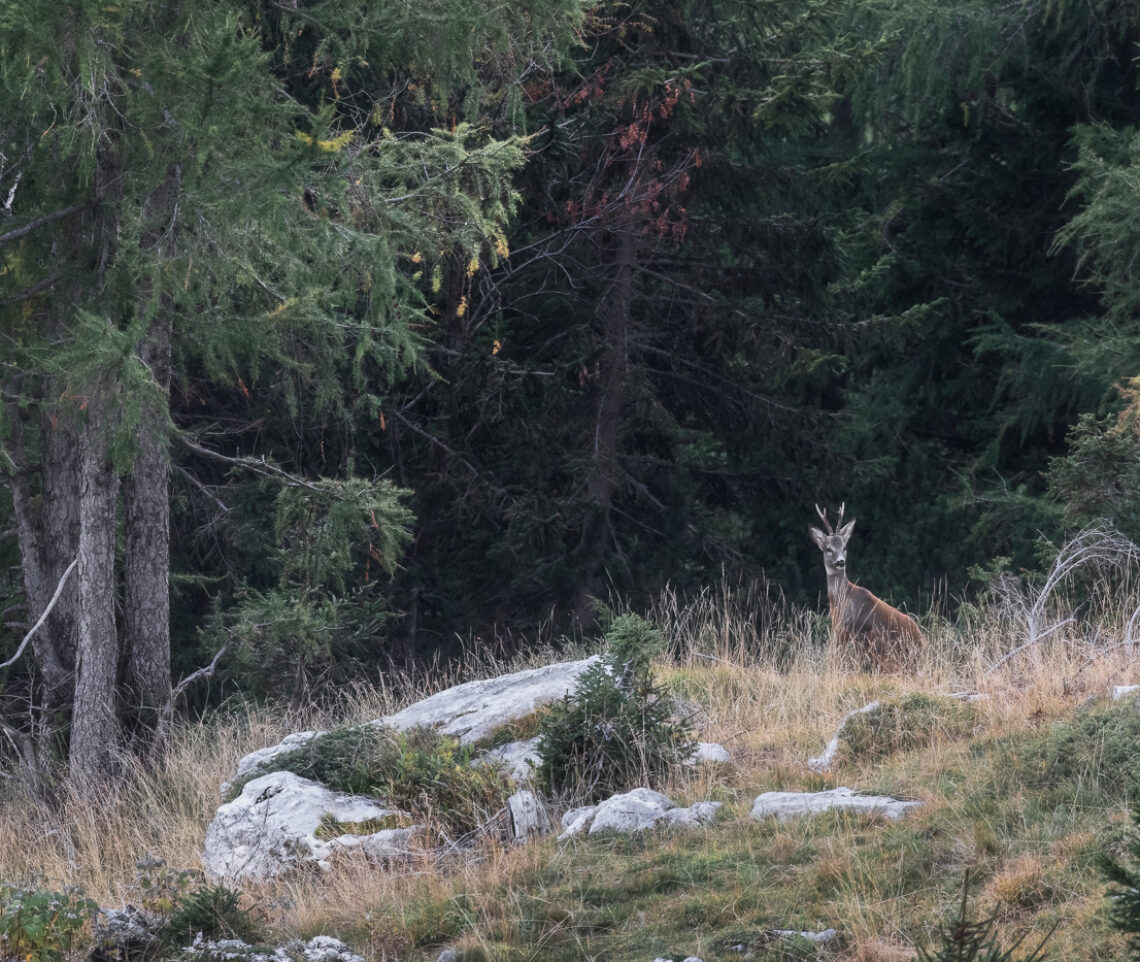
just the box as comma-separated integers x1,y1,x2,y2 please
2,580,1138,961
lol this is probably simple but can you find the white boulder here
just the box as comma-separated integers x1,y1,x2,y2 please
1113,684,1140,700
379,656,600,744
558,787,721,839
750,786,921,822
203,771,419,881
229,658,599,785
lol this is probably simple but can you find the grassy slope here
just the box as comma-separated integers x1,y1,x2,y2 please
2,582,1139,961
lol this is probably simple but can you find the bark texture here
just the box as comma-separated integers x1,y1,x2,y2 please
123,319,173,721
69,405,123,783
574,225,634,626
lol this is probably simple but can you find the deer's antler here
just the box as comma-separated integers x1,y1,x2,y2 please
815,503,847,534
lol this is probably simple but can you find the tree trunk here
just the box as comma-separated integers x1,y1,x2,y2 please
573,224,635,626
69,403,123,784
123,319,172,731
6,387,82,766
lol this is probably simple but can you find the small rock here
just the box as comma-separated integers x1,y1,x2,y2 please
750,787,921,822
558,788,721,838
329,827,422,859
508,790,552,841
478,737,542,783
589,787,675,835
94,906,163,960
772,928,839,944
1113,684,1140,701
185,936,364,962
690,742,731,764
947,690,988,702
660,801,721,829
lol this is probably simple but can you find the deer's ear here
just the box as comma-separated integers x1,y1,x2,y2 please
809,526,827,549
838,519,856,544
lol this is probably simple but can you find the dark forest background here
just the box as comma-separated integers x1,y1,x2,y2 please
5,0,1140,770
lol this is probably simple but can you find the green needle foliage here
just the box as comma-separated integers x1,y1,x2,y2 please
1101,801,1140,960
918,874,1053,962
535,614,696,802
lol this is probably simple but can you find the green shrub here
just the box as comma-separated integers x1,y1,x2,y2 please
229,724,396,800
234,724,512,838
0,882,96,962
837,694,979,765
1019,700,1140,801
534,613,696,803
162,882,265,947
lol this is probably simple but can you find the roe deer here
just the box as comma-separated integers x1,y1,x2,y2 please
809,503,923,670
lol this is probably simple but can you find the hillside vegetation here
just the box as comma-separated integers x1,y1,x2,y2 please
2,557,1139,962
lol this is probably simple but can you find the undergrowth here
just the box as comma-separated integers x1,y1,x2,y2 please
234,724,513,838
4,563,1140,961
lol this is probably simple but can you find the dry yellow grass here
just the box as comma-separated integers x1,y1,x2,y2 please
0,564,1137,959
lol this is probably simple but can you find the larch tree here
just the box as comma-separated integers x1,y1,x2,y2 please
0,0,584,783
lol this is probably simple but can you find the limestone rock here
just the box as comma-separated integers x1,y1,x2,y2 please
807,701,879,774
379,656,600,744
1113,684,1140,701
507,789,552,841
750,787,921,822
690,741,731,764
229,658,599,787
478,737,542,783
185,935,364,962
227,730,321,791
772,928,839,944
203,771,418,881
94,905,163,960
558,787,721,839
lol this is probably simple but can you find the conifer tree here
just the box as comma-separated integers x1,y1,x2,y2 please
0,0,584,781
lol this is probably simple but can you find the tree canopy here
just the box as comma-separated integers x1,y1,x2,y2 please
4,0,1140,780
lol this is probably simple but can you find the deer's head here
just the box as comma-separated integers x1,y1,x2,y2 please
809,503,856,578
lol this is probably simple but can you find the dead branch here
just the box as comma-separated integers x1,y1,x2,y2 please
984,521,1140,676
0,556,77,671
151,638,231,760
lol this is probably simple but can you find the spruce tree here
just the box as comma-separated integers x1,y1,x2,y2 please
1102,802,1140,959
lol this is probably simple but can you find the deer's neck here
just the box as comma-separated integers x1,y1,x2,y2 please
827,570,851,604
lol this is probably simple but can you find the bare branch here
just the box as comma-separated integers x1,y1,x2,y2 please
984,521,1140,676
180,435,328,494
0,556,78,672
151,638,231,759
4,272,60,306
